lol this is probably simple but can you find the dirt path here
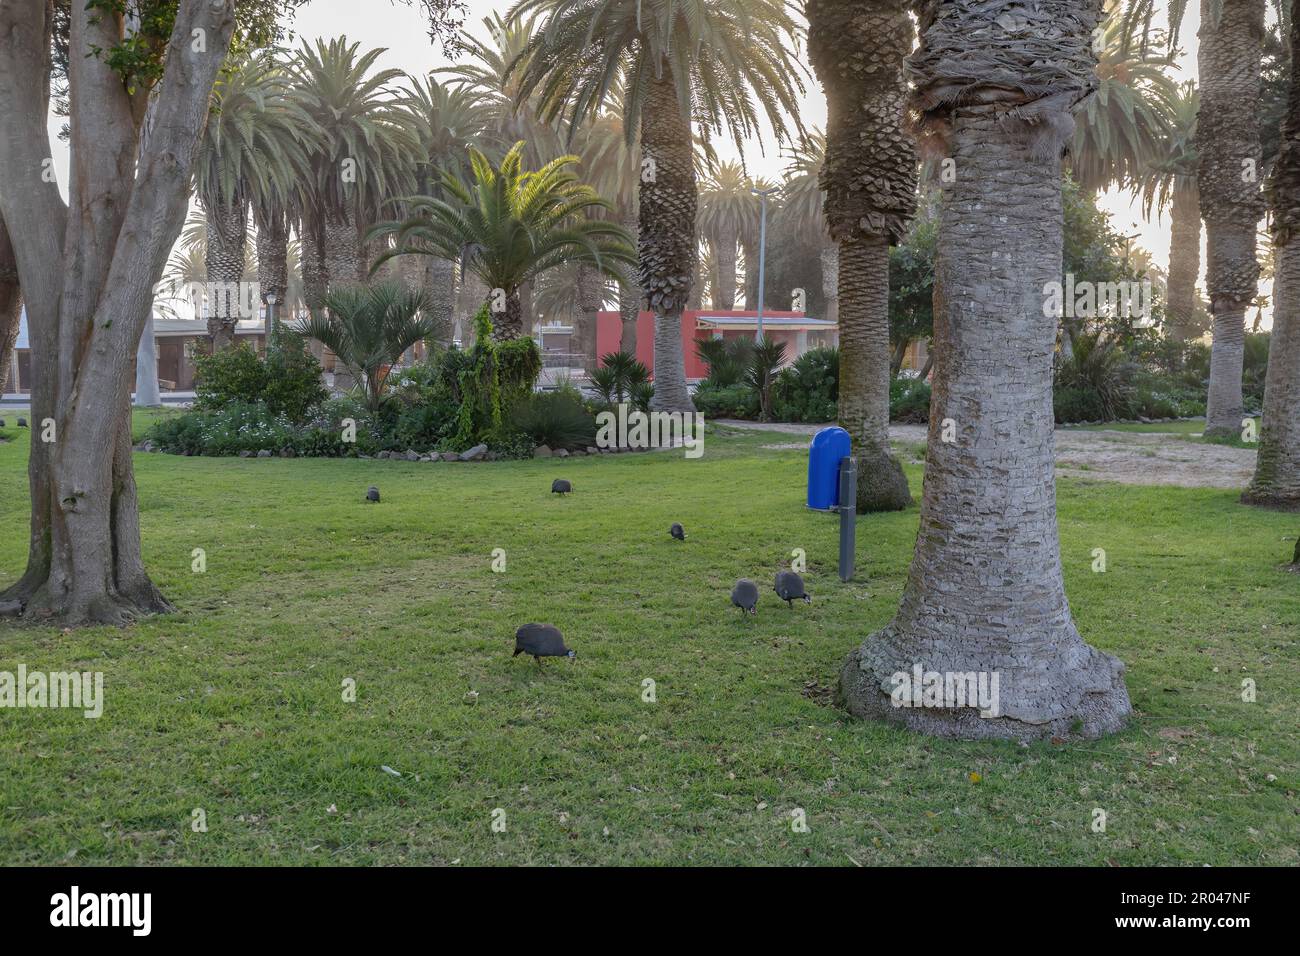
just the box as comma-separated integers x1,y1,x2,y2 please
715,420,1256,490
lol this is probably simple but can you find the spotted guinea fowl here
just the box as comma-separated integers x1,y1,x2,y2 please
774,570,811,607
551,478,572,495
669,522,686,541
731,578,759,615
513,623,576,666
366,485,380,503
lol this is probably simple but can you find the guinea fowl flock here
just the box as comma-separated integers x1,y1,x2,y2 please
367,474,814,669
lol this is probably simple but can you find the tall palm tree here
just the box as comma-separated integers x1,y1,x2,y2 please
807,0,916,513
509,0,807,413
290,38,418,289
399,74,493,340
369,143,636,339
1245,7,1300,510
739,175,779,309
1138,81,1205,344
194,53,310,350
779,131,837,325
839,0,1131,739
1069,8,1178,193
698,162,758,310
1196,1,1267,438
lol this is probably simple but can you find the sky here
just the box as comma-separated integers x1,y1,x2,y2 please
42,0,1267,326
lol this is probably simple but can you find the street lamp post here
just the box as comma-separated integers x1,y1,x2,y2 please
750,185,779,343
266,292,279,350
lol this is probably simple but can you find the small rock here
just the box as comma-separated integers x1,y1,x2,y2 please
377,450,390,459
256,449,273,458
280,447,295,458
238,450,253,458
555,448,569,458
461,443,488,461
534,444,552,458
586,446,598,455
404,449,420,462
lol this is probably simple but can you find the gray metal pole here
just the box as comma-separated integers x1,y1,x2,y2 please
838,456,857,582
751,185,778,343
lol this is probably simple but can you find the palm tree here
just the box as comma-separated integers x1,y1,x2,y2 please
1069,9,1178,193
194,53,310,350
296,282,443,412
290,38,418,289
399,74,493,340
1138,82,1205,344
807,0,916,513
1244,8,1300,510
779,131,837,325
839,1,1131,740
509,0,807,413
739,175,779,309
369,142,635,340
698,162,757,310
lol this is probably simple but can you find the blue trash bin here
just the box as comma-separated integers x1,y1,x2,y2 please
807,426,851,511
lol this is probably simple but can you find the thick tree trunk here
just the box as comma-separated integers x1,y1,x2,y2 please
300,214,328,313
574,264,602,372
840,68,1130,739
837,235,912,511
1166,183,1203,343
640,65,697,413
741,239,759,309
0,215,20,393
489,287,525,340
323,206,363,288
1198,0,1265,438
204,195,247,351
0,0,237,625
423,255,457,345
134,311,161,406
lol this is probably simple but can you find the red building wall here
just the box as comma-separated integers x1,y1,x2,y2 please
595,309,809,380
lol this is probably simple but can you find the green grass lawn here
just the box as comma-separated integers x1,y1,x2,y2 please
0,422,1296,865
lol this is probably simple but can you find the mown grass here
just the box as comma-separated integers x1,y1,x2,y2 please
0,421,1296,865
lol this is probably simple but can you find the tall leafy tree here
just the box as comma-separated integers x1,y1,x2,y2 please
1138,81,1205,343
779,131,837,325
807,0,916,512
839,0,1131,739
0,0,240,624
369,143,635,339
508,0,806,413
1245,4,1300,510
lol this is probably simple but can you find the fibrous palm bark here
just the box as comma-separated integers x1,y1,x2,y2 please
713,224,738,310
1198,0,1265,438
204,195,247,351
641,66,697,413
423,255,457,345
820,243,839,326
839,0,1131,740
1166,181,1202,343
808,0,916,512
574,263,602,372
1244,4,1300,510
255,208,289,346
619,218,640,353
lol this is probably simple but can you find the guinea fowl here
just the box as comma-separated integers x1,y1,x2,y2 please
774,570,811,607
551,478,572,495
670,523,686,541
366,485,380,503
513,623,576,666
731,578,759,615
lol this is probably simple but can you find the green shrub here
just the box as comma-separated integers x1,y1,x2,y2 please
1053,386,1106,424
1054,331,1135,422
772,346,839,423
148,403,298,456
192,338,326,423
693,383,759,420
890,377,931,423
511,391,596,450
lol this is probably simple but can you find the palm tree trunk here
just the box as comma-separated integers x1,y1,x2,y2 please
840,2,1130,740
640,64,697,413
255,207,289,347
323,206,362,288
204,195,247,351
575,263,602,372
1198,0,1265,438
741,238,759,308
715,225,738,310
300,214,328,312
837,235,912,510
820,243,839,325
1166,182,1203,343
1244,5,1300,509
423,255,457,345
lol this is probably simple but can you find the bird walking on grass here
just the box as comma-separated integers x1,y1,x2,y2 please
514,623,576,667
774,570,811,608
731,579,759,615
551,478,572,495
366,485,380,503
670,523,686,541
